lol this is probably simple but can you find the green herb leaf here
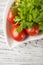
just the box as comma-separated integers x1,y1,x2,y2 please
12,0,43,32
14,16,21,22
39,22,43,30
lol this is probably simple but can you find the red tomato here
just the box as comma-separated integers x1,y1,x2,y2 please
26,25,39,36
7,9,18,24
10,24,27,41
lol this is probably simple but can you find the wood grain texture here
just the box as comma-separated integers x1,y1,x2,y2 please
0,0,43,65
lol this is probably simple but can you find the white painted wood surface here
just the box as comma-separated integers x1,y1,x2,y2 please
0,0,43,65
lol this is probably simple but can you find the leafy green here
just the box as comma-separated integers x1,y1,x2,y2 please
39,22,43,30
13,0,43,33
14,16,21,22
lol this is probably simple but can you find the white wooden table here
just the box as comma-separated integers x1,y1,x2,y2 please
0,0,43,65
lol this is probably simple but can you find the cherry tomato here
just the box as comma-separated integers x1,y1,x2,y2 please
26,25,39,36
10,24,27,41
7,9,18,24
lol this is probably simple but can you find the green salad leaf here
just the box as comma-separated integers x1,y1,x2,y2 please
13,0,43,33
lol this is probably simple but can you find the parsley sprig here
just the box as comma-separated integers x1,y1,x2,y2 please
12,0,43,33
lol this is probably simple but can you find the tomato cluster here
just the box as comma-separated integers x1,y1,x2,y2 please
7,9,39,41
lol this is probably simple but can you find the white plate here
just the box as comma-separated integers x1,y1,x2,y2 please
3,0,43,48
